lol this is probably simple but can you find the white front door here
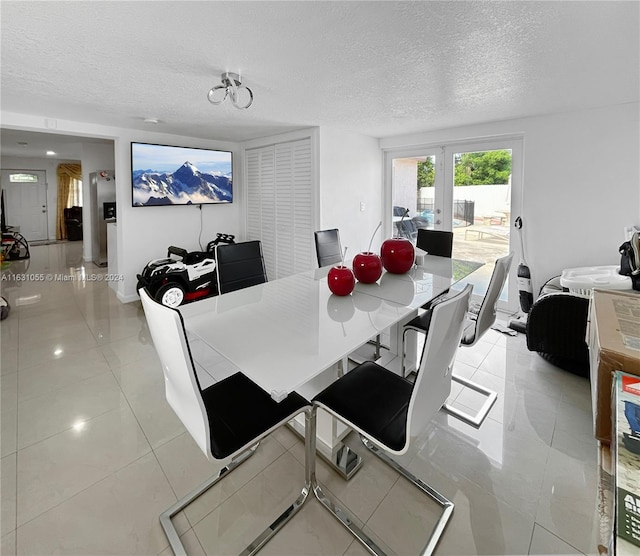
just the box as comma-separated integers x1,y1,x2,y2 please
1,169,48,241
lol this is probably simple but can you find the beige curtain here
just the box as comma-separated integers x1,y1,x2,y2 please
56,163,82,240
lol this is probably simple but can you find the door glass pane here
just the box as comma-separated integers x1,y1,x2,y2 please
391,155,436,241
9,173,39,183
451,149,512,298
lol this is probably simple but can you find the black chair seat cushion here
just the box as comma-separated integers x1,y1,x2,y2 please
201,372,308,459
313,361,413,452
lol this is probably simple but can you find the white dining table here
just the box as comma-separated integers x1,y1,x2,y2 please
178,271,410,401
179,255,482,477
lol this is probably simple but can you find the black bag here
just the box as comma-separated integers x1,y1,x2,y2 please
619,231,640,291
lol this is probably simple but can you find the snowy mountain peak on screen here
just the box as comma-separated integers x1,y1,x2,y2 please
133,161,232,205
173,162,202,187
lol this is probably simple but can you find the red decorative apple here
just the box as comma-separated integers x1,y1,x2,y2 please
353,252,383,283
327,265,355,296
380,237,415,274
353,221,384,283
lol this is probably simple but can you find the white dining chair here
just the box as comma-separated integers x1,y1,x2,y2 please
312,284,473,555
402,253,514,427
139,288,310,555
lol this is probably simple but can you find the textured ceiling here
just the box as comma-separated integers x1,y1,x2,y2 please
1,1,638,148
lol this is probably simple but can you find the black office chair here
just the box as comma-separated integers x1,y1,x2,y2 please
139,288,311,555
312,284,473,555
63,206,83,241
314,228,343,267
416,229,453,257
402,253,514,427
215,240,268,294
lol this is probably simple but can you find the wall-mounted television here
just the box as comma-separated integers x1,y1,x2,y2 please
131,142,233,207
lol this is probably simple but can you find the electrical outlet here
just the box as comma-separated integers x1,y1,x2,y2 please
360,202,365,212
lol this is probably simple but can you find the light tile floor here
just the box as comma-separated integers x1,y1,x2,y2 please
1,242,602,555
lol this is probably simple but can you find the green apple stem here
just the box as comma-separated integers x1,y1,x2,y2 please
368,221,382,253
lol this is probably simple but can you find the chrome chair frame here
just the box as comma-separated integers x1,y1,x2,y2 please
139,288,311,555
312,285,473,555
401,253,513,428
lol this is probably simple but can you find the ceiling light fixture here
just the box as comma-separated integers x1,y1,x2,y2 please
143,118,159,124
46,151,56,156
207,72,253,109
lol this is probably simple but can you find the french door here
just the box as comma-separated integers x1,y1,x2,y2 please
385,137,523,311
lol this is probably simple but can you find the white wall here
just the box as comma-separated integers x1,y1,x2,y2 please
318,127,383,256
112,131,241,301
2,112,242,302
0,155,79,240
380,102,640,294
6,103,637,300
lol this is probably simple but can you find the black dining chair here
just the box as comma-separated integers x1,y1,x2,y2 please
314,228,343,267
215,240,268,294
416,228,454,257
139,288,311,555
312,284,473,555
402,253,514,427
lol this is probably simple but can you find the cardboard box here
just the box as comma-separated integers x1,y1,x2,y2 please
589,290,640,444
612,372,640,553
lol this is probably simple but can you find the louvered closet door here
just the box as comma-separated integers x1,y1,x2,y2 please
246,145,276,279
246,138,313,281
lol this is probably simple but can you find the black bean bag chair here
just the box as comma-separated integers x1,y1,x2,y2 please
526,292,590,378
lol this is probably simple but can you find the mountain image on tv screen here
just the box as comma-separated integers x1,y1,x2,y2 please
131,143,232,206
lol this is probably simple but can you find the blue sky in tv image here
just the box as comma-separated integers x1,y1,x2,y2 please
131,142,233,207
132,142,232,175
